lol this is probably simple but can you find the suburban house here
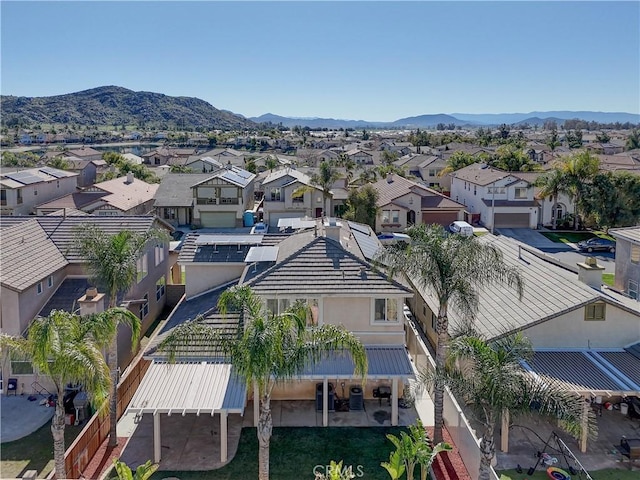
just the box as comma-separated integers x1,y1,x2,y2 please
154,166,256,228
345,148,374,165
143,147,196,167
451,163,573,229
64,147,103,162
259,168,327,227
36,173,158,216
610,226,640,300
408,234,640,452
126,219,416,466
0,167,79,216
59,157,100,187
372,174,465,233
0,215,173,393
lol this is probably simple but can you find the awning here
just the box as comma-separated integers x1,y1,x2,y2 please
297,345,415,380
127,362,246,416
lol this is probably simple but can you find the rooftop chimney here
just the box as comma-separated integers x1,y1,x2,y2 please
78,288,105,316
126,172,134,184
577,257,605,289
324,218,342,243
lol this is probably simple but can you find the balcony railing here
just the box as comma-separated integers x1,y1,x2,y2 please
196,198,239,205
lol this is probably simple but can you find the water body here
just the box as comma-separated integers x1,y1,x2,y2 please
91,143,160,156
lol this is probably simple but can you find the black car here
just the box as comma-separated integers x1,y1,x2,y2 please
170,230,185,241
577,237,615,253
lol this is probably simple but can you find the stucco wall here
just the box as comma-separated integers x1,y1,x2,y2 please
613,238,640,298
184,264,244,298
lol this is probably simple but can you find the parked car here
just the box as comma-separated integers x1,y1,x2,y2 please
448,221,474,237
577,237,615,253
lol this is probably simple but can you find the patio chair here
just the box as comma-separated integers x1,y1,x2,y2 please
7,378,18,396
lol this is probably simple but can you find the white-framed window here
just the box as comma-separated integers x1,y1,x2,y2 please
428,169,437,177
164,208,176,220
139,293,149,319
270,187,282,201
47,275,53,288
585,302,605,321
382,210,390,223
11,360,34,375
514,187,528,199
155,244,165,266
628,280,638,300
391,210,400,224
36,282,43,295
156,276,165,301
136,254,148,283
266,298,290,315
373,298,399,323
631,244,640,264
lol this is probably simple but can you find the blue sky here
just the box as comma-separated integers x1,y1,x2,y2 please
2,1,639,120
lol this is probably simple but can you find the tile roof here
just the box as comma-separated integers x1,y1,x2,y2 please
94,176,159,211
0,219,68,291
36,191,108,210
246,235,412,297
261,168,313,187
372,174,463,209
421,196,465,209
451,164,518,186
153,173,213,207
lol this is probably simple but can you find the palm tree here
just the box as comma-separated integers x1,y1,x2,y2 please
375,224,523,444
626,128,640,151
557,151,600,229
535,168,567,230
440,333,596,480
74,225,167,447
311,161,341,217
158,285,367,480
0,309,136,479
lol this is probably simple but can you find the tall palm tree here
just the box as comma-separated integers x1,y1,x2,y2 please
440,333,596,480
158,285,367,480
0,309,136,479
311,161,342,217
376,224,523,444
75,225,166,447
535,168,567,230
558,151,599,230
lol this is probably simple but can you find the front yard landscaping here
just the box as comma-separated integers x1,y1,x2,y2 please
541,231,614,244
149,426,407,480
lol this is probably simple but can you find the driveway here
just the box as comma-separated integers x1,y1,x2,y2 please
495,228,568,250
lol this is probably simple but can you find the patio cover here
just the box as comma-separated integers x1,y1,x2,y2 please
297,345,415,380
127,362,246,416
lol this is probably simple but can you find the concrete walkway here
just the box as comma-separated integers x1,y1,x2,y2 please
1,394,54,443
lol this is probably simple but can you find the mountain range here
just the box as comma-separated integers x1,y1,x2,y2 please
1,86,638,130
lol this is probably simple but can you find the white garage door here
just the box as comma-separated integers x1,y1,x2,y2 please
200,212,237,228
494,213,530,228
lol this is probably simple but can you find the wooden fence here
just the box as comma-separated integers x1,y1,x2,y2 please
63,357,151,479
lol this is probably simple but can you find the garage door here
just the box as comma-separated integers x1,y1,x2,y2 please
200,212,237,228
268,211,305,228
422,211,459,227
493,213,530,228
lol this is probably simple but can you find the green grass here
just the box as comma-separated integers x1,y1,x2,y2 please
541,231,614,244
602,273,615,287
149,426,407,480
0,420,83,479
499,468,640,480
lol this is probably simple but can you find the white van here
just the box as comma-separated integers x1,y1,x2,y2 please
448,221,474,237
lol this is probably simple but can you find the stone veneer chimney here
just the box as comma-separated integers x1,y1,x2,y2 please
78,287,106,316
324,218,342,244
577,257,605,289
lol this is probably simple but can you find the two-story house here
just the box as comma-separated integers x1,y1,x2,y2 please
610,226,640,301
64,147,103,162
1,215,172,393
345,148,374,165
0,167,79,216
373,174,465,233
260,168,327,227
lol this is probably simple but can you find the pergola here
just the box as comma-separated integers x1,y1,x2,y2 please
126,362,246,463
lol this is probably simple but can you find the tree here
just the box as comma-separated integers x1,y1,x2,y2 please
535,168,568,230
565,130,583,149
48,156,71,170
169,164,193,173
112,459,159,480
557,151,600,229
439,151,476,176
265,156,278,172
158,286,367,480
375,224,523,444
381,150,399,165
343,184,379,230
0,309,132,479
595,131,611,144
74,226,167,447
311,161,341,217
441,333,596,480
580,171,640,230
489,145,540,172
626,128,640,151
545,128,561,151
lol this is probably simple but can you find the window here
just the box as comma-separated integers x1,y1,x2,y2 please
163,208,176,220
155,245,165,266
0,189,6,205
266,298,290,314
139,293,149,319
34,189,38,196
391,210,400,224
156,276,166,301
514,187,528,199
428,169,437,177
382,210,390,223
473,186,477,195
11,361,34,375
631,244,640,264
628,280,638,300
373,298,399,322
17,190,23,204
270,187,282,201
136,254,148,283
47,275,53,288
36,282,43,295
585,302,605,321
431,312,437,331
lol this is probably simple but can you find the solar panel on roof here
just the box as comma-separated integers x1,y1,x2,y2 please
220,170,251,187
245,246,279,263
39,167,66,178
195,234,263,245
5,172,43,185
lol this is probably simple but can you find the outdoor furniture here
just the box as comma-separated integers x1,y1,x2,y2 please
7,378,18,396
373,385,391,406
619,438,640,460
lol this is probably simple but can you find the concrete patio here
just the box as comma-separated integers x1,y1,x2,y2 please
119,399,420,471
1,394,54,443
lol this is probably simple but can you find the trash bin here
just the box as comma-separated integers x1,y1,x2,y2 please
621,402,629,415
316,383,335,411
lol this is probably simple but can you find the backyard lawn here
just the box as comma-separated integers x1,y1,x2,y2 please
0,421,83,479
541,231,614,244
149,426,407,480
602,273,615,287
499,467,640,480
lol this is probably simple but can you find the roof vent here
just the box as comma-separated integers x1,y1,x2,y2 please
585,256,598,267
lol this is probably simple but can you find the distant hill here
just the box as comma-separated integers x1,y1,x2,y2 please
451,111,640,125
390,113,473,127
512,116,567,127
250,113,385,129
1,86,257,130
